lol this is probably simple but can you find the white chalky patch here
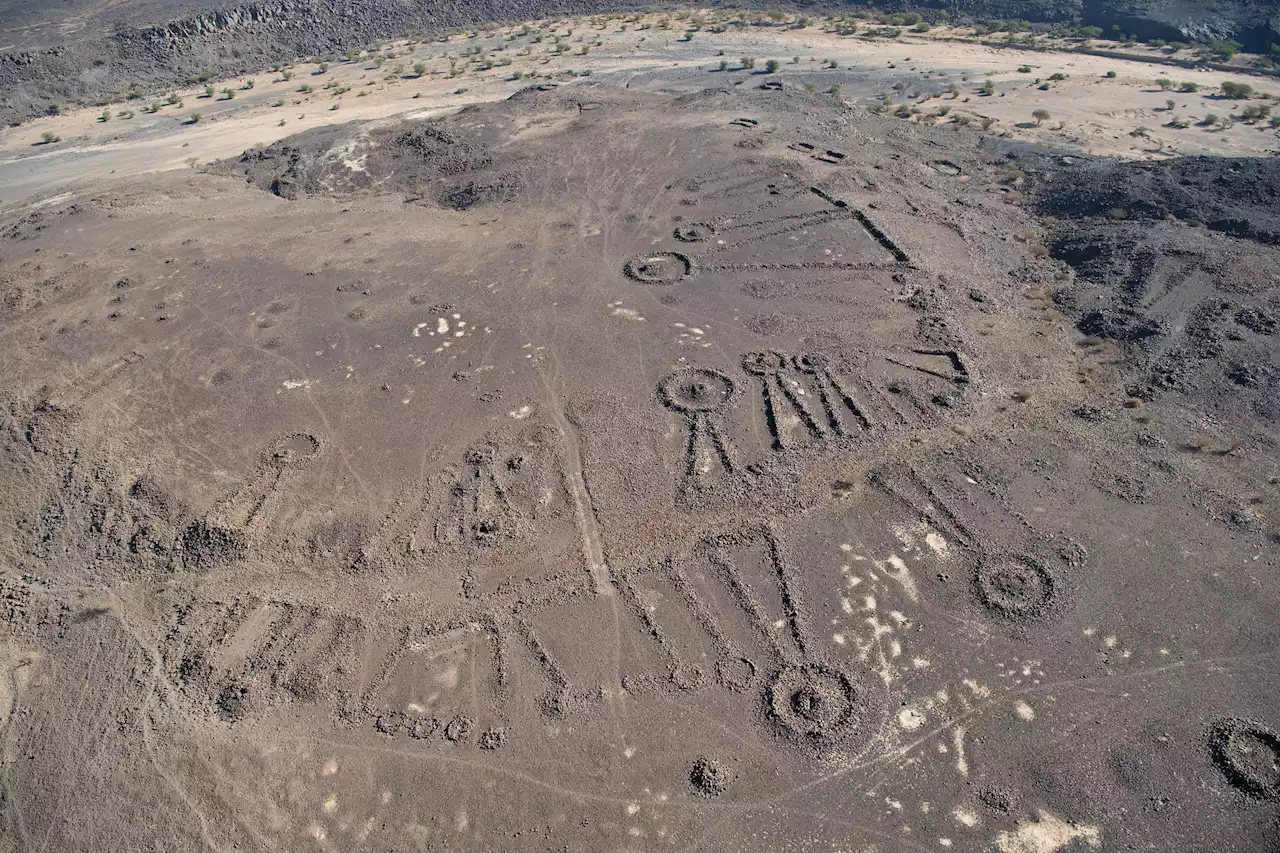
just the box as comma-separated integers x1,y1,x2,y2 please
994,811,1101,853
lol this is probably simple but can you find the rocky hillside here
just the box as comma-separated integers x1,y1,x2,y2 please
1,0,1276,126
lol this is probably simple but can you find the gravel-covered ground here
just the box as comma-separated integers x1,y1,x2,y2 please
0,81,1276,851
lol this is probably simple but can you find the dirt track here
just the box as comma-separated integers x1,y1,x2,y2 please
0,13,1278,853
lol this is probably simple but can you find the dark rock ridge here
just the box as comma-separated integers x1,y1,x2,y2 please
1084,0,1280,51
1,0,1277,126
0,0,658,125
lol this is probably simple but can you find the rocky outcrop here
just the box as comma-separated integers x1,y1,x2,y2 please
1084,0,1280,52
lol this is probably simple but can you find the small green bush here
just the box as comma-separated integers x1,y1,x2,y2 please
1220,81,1253,99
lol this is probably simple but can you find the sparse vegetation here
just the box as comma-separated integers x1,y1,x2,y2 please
1209,39,1242,60
1240,104,1272,122
1178,81,1199,93
1105,70,1117,78
741,56,755,70
1032,108,1050,124
413,61,427,77
39,130,60,144
765,59,780,74
100,109,111,122
1156,78,1173,90
981,79,995,96
187,112,201,124
1220,81,1253,100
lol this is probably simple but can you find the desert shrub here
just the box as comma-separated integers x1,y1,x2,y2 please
1178,81,1199,93
1018,65,1032,73
1105,70,1117,78
1210,39,1242,60
981,79,995,95
1049,72,1067,81
1032,108,1050,124
1156,78,1172,90
1220,81,1253,99
40,130,60,144
741,56,755,69
188,112,201,123
413,62,427,76
766,59,780,73
100,109,111,122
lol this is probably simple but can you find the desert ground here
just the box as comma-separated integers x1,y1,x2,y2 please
0,9,1277,853
3,15,1279,203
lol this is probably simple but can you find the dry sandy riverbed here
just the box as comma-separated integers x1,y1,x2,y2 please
2,12,1277,204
